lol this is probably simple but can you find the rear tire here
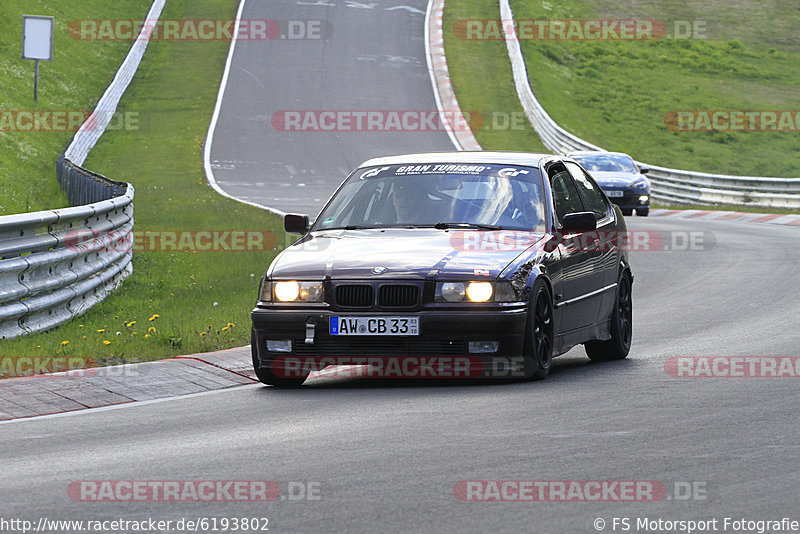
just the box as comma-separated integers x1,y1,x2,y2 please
522,279,554,380
251,328,308,387
585,272,632,361
637,208,649,217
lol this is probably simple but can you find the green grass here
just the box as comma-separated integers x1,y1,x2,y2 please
443,0,547,153
0,1,152,214
0,0,285,366
444,0,800,178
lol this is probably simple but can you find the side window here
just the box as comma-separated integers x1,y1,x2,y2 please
548,165,584,227
565,162,610,221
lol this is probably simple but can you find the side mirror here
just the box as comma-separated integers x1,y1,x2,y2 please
638,164,650,174
284,213,310,234
561,211,597,232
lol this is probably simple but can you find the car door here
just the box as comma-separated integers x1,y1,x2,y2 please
564,161,618,323
547,162,603,332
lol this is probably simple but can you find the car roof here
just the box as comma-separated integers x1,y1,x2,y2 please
358,151,556,168
567,150,633,158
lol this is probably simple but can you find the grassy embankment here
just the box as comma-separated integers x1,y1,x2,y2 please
444,0,800,213
0,0,284,365
0,1,147,213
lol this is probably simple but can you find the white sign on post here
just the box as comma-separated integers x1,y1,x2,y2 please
22,15,54,61
22,15,54,101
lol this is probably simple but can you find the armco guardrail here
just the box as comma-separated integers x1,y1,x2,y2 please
0,0,165,339
0,165,134,339
498,0,800,209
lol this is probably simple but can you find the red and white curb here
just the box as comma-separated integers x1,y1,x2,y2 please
650,209,800,226
426,0,481,151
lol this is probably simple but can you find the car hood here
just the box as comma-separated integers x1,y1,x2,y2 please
590,171,642,187
269,228,547,280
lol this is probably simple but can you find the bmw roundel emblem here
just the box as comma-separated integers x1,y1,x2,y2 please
372,266,387,274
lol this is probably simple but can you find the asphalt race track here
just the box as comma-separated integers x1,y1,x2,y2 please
2,217,799,532
3,0,800,532
206,0,452,216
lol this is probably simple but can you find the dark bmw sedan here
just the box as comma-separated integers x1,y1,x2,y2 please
568,151,651,216
252,152,634,386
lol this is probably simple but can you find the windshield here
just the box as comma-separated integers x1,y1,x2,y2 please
572,154,638,174
313,163,546,231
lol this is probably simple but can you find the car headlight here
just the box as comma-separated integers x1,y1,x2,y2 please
631,179,649,191
436,282,517,303
439,282,466,302
261,280,324,302
466,282,493,302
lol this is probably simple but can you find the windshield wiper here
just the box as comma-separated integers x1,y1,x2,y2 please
313,225,378,231
433,222,502,230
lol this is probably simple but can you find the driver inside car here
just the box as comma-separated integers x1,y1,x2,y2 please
386,178,446,225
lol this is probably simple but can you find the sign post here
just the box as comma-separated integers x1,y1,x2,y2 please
21,15,54,102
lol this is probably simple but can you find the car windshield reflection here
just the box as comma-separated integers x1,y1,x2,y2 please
573,154,638,174
313,163,546,232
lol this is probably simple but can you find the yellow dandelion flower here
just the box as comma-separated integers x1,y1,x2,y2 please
144,333,151,339
126,321,136,327
61,340,69,346
102,340,111,345
148,314,160,321
78,324,84,328
222,326,229,331
97,328,105,333
199,331,207,336
227,322,235,328
148,326,156,333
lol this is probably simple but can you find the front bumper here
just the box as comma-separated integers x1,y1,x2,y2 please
251,307,529,378
606,191,650,210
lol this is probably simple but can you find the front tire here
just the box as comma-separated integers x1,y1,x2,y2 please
522,280,554,380
251,328,308,387
637,208,649,217
585,272,632,361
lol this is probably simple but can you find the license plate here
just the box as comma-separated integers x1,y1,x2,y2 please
606,190,624,198
330,316,419,336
